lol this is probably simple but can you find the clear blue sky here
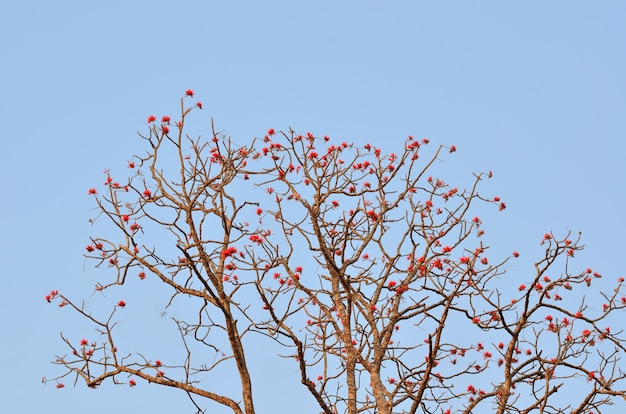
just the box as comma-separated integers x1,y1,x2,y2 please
1,1,625,412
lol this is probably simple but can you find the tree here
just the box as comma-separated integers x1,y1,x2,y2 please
45,90,626,414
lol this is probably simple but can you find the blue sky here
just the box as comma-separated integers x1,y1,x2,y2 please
1,1,625,412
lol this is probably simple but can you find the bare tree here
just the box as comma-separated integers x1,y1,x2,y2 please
45,91,626,414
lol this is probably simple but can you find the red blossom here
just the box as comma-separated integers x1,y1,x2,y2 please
88,188,98,195
143,189,152,198
161,116,170,123
56,383,65,389
138,272,146,280
117,300,126,308
196,101,203,109
129,379,136,387
147,115,156,123
128,161,135,169
155,360,162,367
185,89,194,97
449,145,456,153
221,246,238,259
512,251,519,257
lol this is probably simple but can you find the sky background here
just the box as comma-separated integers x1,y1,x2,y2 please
1,1,625,412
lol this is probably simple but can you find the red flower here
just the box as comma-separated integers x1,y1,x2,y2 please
185,89,194,97
88,188,98,195
128,161,135,169
138,272,146,280
122,214,129,222
56,383,65,389
518,284,526,291
147,115,156,123
80,338,88,346
155,360,162,367
162,125,169,134
86,245,95,252
388,280,397,288
196,101,203,109
449,145,456,153
129,379,136,387
221,246,238,259
117,300,126,307
143,189,152,198
161,116,170,123
512,251,519,257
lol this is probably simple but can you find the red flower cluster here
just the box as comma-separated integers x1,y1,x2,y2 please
45,290,59,303
221,246,238,259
